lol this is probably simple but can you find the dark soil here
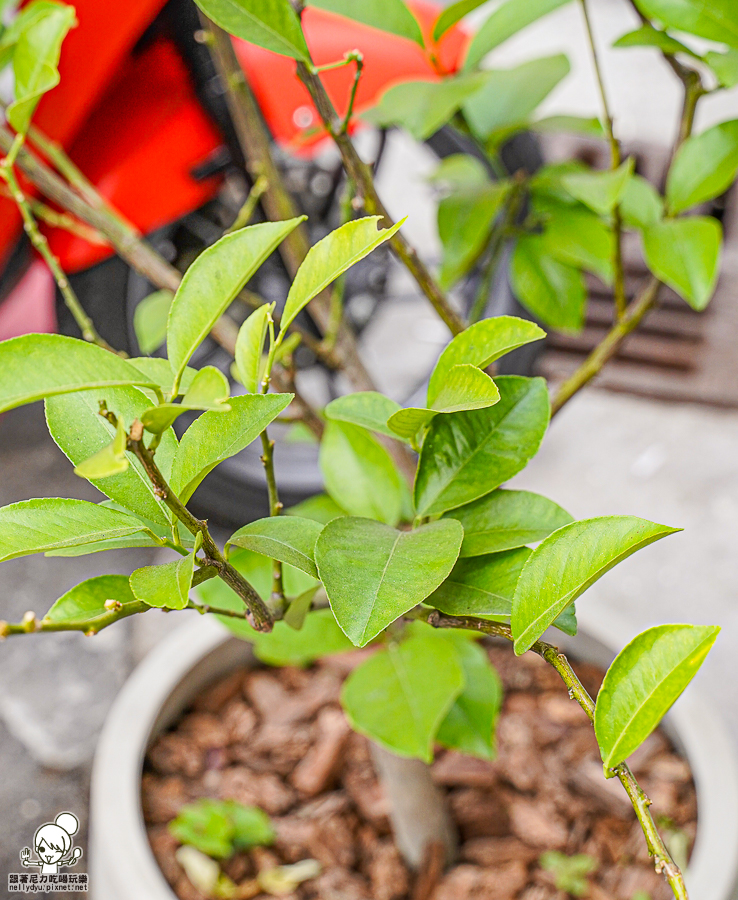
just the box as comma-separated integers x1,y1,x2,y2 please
143,641,696,900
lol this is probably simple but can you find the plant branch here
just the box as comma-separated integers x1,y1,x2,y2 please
0,601,151,638
226,174,268,233
427,610,688,900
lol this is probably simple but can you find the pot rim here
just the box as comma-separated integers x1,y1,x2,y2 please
90,610,738,900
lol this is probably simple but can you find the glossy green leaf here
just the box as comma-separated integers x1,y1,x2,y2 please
464,0,571,70
133,290,173,355
282,217,402,333
285,493,347,525
642,217,722,310
43,574,145,626
561,158,634,216
594,624,719,767
634,0,738,48
73,417,128,479
619,175,663,229
316,516,463,646
463,55,570,140
235,303,272,393
433,0,487,41
666,120,738,214
444,489,574,557
128,357,197,396
319,421,405,526
226,516,323,578
612,23,697,55
141,366,231,434
341,627,465,761
428,316,545,406
512,516,680,654
436,631,502,759
324,391,403,440
45,386,178,526
531,115,604,138
7,1,76,133
167,219,303,392
307,0,423,45
705,49,738,89
438,182,509,288
415,376,550,517
0,333,157,414
129,546,197,611
193,0,310,59
170,393,292,503
363,73,489,142
0,497,148,562
540,204,615,284
511,235,586,332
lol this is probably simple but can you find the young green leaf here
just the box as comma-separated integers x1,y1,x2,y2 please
0,497,149,562
141,367,231,434
167,219,304,392
561,158,634,216
43,574,146,627
414,376,550,517
286,493,347,525
170,799,274,859
324,392,403,440
235,303,272,393
281,217,402,334
307,0,424,46
633,0,738,48
642,217,722,310
512,516,681,655
133,290,173,355
226,516,323,579
705,49,738,89
619,174,663,230
432,0,487,42
282,586,319,631
666,120,738,214
540,851,598,897
463,0,571,71
0,333,157,414
444,489,574,557
129,547,197,610
316,516,463,646
594,624,720,768
170,393,292,503
7,0,76,134
127,357,198,396
539,204,615,285
612,23,697,56
193,0,310,60
427,316,545,407
530,116,604,138
341,627,465,761
319,421,405,526
73,417,129,479
511,235,586,332
463,55,570,140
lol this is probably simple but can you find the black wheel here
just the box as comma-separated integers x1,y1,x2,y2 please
59,125,543,528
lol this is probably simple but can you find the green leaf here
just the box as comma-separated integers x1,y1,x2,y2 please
511,235,586,332
7,1,76,134
0,333,157,414
43,574,144,626
141,366,231,434
415,376,550,517
444,489,574,557
319,421,405,526
428,316,545,406
539,204,615,285
283,586,319,630
133,290,173,355
281,217,402,333
438,182,509,288
612,23,697,55
73,417,128,479
511,516,680,655
0,497,148,562
705,49,738,89
530,115,604,138
226,516,323,578
433,0,487,42
436,631,502,759
642,217,722,310
561,158,634,216
45,386,178,526
167,219,303,392
341,627,465,760
235,303,272,393
594,624,719,767
463,55,570,140
169,799,274,859
128,357,198,396
316,516,463,646
464,0,572,71
170,393,292,503
634,0,738,48
428,154,490,193
619,175,663,230
307,0,423,45
324,391,403,440
666,120,738,214
130,545,198,610
363,73,489,142
193,0,310,60
286,493,347,525
227,803,274,850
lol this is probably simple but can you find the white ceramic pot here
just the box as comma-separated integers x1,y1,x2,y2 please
90,610,738,900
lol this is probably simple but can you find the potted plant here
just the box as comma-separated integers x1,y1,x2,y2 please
1,0,738,898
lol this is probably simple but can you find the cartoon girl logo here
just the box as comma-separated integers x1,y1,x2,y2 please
20,812,83,875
